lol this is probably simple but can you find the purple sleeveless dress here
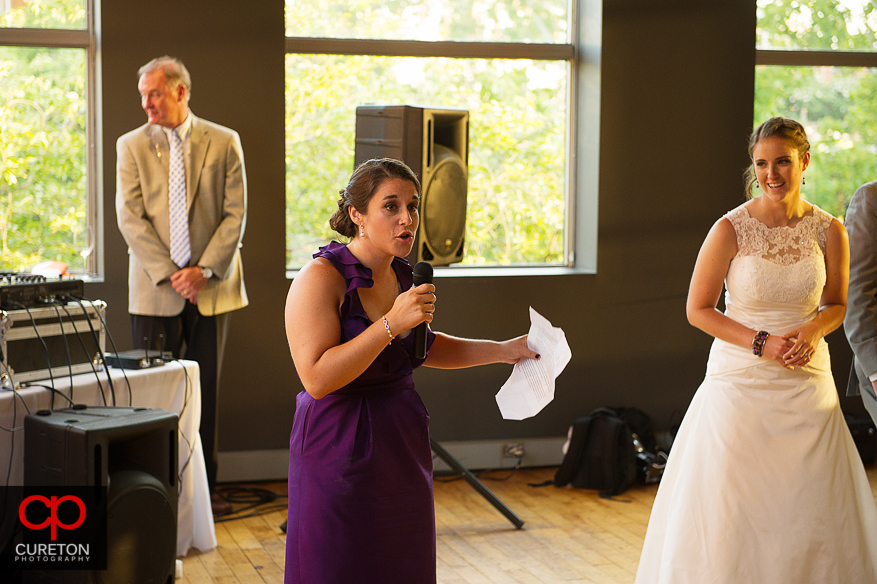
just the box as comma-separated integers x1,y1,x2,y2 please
285,242,437,584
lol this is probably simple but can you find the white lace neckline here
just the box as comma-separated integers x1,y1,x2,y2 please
723,203,831,307
738,205,816,231
725,203,831,266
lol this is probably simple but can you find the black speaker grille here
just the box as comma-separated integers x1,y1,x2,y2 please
98,469,176,584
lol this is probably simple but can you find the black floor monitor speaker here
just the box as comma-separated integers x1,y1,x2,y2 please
23,406,178,584
355,105,469,266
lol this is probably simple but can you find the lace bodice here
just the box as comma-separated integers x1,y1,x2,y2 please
727,205,831,265
722,204,833,330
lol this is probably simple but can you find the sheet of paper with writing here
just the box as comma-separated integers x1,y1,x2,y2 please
495,307,571,420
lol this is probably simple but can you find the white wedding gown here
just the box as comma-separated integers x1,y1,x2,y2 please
635,204,877,583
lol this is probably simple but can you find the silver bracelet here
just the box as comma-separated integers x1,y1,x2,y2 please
381,316,394,344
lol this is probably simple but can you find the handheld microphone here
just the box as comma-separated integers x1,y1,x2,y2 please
413,261,433,360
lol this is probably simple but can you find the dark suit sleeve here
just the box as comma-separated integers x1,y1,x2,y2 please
844,182,877,393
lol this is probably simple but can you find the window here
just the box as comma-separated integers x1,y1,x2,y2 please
285,0,578,270
756,0,877,220
0,0,98,276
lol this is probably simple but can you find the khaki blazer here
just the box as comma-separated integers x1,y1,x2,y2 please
116,113,248,317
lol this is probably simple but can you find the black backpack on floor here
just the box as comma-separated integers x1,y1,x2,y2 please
553,407,637,498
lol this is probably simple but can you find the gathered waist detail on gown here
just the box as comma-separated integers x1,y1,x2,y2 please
707,335,830,379
711,275,827,378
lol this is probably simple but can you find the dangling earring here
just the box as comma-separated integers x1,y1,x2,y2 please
802,175,806,185
360,224,365,239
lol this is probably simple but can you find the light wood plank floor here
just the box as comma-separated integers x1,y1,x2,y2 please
178,465,877,583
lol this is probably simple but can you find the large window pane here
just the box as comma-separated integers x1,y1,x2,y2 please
285,0,569,43
285,54,566,269
754,64,877,219
1,0,85,30
757,0,877,51
0,46,88,272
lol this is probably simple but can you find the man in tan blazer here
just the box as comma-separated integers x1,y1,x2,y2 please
116,56,247,514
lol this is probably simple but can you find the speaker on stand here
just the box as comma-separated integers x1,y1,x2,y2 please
354,105,469,266
23,406,178,584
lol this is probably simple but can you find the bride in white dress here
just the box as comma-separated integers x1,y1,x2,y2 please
635,117,877,583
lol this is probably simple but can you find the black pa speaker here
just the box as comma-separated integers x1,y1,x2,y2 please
355,105,469,266
23,406,178,584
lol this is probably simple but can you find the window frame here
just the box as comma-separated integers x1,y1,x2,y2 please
284,0,602,277
755,3,877,117
0,0,101,278
757,49,877,68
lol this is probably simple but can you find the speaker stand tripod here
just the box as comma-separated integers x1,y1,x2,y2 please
430,437,524,529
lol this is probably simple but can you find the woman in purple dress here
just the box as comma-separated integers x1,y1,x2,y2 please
283,158,537,584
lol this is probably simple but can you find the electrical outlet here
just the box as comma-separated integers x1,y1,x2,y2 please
502,443,524,458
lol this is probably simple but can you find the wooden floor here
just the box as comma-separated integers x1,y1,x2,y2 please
178,465,877,583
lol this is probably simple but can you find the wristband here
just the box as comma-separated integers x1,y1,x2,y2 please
751,330,769,357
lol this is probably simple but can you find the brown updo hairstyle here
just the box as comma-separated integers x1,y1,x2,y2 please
743,116,810,199
329,158,422,238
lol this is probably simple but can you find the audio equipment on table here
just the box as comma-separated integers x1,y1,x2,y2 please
0,272,85,309
1,299,106,385
105,348,173,370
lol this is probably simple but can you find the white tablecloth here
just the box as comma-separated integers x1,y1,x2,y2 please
0,360,217,556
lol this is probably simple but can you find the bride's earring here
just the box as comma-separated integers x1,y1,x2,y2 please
360,224,365,238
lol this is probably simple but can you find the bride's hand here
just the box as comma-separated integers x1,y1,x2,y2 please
762,335,795,369
781,324,821,368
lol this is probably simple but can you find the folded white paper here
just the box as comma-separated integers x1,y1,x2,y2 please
495,307,571,420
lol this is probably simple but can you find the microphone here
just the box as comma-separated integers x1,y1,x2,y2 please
413,261,433,360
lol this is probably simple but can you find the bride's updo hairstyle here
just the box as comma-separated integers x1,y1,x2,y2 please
744,116,810,199
329,158,422,238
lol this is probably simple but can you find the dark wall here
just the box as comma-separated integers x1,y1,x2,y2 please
84,0,864,457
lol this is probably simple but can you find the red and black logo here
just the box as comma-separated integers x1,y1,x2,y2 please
1,486,107,571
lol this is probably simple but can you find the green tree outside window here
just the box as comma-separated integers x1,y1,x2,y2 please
0,0,89,274
285,55,566,268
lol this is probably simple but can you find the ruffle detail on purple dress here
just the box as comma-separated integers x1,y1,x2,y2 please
313,241,431,384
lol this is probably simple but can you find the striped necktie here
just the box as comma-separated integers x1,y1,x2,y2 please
168,128,191,268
